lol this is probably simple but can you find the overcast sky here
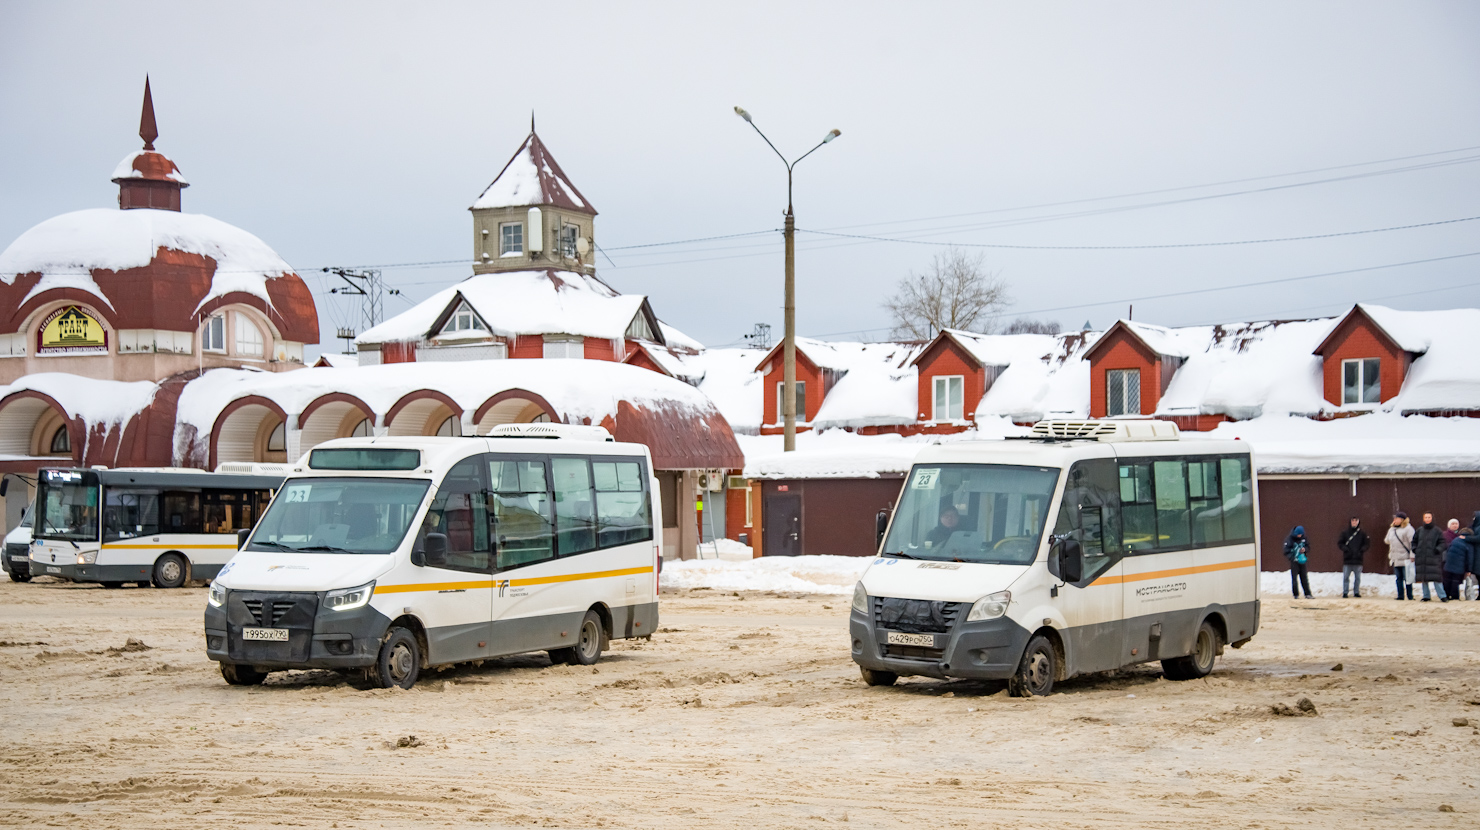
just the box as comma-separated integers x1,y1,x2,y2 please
3,2,1479,356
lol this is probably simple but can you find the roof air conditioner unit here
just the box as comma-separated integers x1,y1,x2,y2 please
488,423,612,442
1029,419,1180,442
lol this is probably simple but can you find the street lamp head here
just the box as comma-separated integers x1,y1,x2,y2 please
823,129,841,143
734,106,753,123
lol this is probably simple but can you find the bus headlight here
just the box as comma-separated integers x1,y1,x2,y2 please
208,582,227,608
325,581,375,612
966,590,1011,622
76,551,97,565
851,582,868,614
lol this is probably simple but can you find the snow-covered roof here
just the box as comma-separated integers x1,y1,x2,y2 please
658,321,704,353
1346,303,1433,354
739,419,1031,479
470,132,594,214
1212,412,1480,475
357,270,654,345
111,150,187,185
312,353,359,369
1153,319,1333,420
691,348,765,435
0,208,293,313
809,341,924,429
975,331,1099,423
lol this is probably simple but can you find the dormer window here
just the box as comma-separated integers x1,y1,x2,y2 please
933,375,964,421
440,303,487,335
1342,358,1381,404
1107,369,1141,417
500,223,524,256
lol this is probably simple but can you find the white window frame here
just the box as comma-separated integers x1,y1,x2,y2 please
439,302,486,336
202,313,226,353
932,375,964,421
776,380,807,424
542,336,584,359
1342,358,1382,405
1106,368,1141,417
233,311,264,358
500,223,524,256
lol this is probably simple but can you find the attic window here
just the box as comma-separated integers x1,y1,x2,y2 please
625,313,656,341
1342,358,1381,405
440,303,487,335
500,223,523,256
933,376,964,421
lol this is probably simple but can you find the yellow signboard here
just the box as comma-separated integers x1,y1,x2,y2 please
37,306,108,355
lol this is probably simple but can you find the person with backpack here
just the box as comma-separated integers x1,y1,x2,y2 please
1442,528,1477,603
1385,512,1416,600
1413,512,1449,602
1337,517,1370,598
1283,525,1312,599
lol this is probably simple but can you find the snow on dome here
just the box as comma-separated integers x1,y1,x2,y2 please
470,133,593,213
358,270,648,344
111,150,188,185
2,373,158,428
0,208,293,312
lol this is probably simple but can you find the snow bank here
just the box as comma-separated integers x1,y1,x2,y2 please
1260,570,1407,598
0,208,293,313
661,554,869,594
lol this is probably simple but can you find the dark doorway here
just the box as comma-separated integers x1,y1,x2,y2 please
765,494,802,556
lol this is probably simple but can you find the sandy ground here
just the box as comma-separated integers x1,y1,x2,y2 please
0,579,1477,829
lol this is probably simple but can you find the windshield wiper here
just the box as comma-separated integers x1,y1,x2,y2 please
293,544,358,554
882,551,917,559
248,540,301,552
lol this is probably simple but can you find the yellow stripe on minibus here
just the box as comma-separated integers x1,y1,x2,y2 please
101,544,240,550
1090,558,1256,587
375,565,654,595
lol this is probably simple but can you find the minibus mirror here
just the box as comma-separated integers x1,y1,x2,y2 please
1057,538,1084,584
236,528,251,549
423,533,449,567
875,510,890,549
0,477,8,497
410,548,426,568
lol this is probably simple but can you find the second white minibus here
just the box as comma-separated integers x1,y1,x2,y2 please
853,419,1260,696
204,424,661,688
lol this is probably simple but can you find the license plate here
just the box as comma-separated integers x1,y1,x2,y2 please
10,556,26,562
46,566,60,574
242,627,289,642
886,631,937,647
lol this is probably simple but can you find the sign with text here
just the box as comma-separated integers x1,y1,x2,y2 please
37,306,108,356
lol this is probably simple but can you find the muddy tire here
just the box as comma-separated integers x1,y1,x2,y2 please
8,570,30,583
220,662,267,686
1008,634,1058,697
1162,620,1220,681
151,553,188,589
563,610,605,666
859,666,898,687
372,627,421,689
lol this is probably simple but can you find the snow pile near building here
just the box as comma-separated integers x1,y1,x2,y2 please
692,348,765,434
0,208,294,311
1210,412,1480,474
661,554,870,594
1260,570,1403,598
740,419,1031,479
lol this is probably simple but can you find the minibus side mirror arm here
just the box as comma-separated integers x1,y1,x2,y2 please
875,509,890,550
237,528,251,549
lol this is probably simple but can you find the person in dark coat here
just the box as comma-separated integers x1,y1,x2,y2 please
1413,512,1449,601
1442,528,1477,603
1337,517,1370,598
1283,525,1312,599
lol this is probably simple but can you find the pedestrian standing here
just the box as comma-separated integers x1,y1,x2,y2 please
1284,525,1313,599
1441,528,1477,603
1385,513,1416,600
1337,517,1369,598
1413,512,1449,602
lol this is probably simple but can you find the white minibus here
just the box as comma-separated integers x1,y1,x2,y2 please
204,424,661,688
29,467,285,588
853,419,1260,696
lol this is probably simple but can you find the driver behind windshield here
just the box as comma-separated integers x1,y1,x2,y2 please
925,506,962,548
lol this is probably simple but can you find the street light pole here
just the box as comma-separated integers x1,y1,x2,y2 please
734,107,840,452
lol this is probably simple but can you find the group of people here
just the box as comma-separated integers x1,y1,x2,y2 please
1283,512,1480,600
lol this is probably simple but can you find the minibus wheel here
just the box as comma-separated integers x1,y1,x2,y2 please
373,627,422,689
1162,620,1220,681
220,662,267,686
565,610,606,666
1008,634,1057,697
151,553,188,589
9,570,31,583
859,667,898,687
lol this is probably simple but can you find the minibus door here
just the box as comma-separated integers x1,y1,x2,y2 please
1055,461,1125,675
417,459,493,664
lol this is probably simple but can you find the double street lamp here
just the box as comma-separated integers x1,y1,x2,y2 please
734,106,840,452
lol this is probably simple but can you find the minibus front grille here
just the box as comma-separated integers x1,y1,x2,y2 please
242,599,297,626
882,643,946,661
872,596,964,634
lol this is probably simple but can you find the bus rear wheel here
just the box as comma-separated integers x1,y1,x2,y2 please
563,610,606,666
221,662,267,686
1163,620,1220,681
151,553,188,589
1008,634,1058,697
859,667,898,687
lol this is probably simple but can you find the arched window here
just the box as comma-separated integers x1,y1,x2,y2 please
267,422,286,453
350,418,373,437
234,312,265,357
49,425,70,454
435,416,458,437
529,412,553,424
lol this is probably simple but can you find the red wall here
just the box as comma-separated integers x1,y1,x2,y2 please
913,338,984,422
1088,329,1162,418
380,341,416,364
584,338,617,361
1317,316,1407,406
509,335,542,359
759,351,823,427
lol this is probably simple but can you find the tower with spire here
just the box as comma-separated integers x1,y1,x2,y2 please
111,77,189,211
469,121,597,276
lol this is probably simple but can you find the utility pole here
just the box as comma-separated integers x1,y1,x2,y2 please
733,107,840,452
324,267,400,331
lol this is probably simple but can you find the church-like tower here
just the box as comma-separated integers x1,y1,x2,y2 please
469,119,597,276
111,77,189,211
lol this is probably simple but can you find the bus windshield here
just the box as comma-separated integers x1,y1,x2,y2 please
882,464,1060,565
36,470,100,542
246,477,430,555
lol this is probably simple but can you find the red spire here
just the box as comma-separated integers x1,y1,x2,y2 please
139,76,158,150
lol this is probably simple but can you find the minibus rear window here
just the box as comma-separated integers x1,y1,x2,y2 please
309,448,421,471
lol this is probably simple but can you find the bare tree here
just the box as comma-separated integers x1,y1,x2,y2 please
1001,318,1062,335
884,248,1010,339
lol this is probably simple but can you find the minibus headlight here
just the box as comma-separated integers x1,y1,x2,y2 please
851,582,868,614
966,590,1012,622
76,550,97,565
208,582,227,608
325,581,375,612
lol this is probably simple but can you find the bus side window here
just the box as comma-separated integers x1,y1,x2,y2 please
552,457,597,556
489,456,556,569
422,457,491,573
1055,458,1120,582
1118,463,1155,552
1152,460,1191,548
1218,457,1255,542
593,459,652,547
1189,460,1224,544
161,491,202,533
